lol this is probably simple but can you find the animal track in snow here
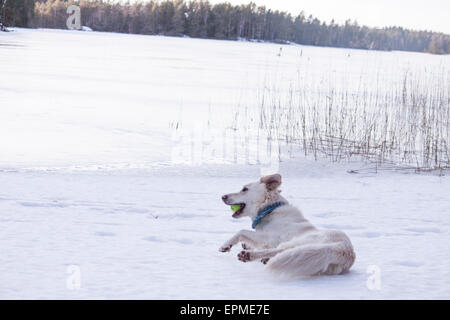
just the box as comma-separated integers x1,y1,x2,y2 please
143,236,193,244
392,260,424,267
94,231,116,237
19,201,70,208
357,231,382,238
403,227,441,234
313,211,351,218
319,224,365,230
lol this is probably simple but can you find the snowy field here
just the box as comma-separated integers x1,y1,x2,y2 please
1,28,449,299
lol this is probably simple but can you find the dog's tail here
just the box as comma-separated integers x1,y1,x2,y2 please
266,242,355,277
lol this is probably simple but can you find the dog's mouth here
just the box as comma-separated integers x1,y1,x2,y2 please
231,203,246,218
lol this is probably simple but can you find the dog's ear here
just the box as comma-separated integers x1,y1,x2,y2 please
260,174,282,191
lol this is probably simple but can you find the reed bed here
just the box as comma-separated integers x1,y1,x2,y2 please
232,67,450,170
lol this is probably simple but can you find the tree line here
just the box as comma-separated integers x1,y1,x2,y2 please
1,0,449,54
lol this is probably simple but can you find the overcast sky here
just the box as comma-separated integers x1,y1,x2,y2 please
208,0,450,34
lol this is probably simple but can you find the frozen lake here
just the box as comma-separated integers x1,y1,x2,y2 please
1,28,448,170
1,28,449,299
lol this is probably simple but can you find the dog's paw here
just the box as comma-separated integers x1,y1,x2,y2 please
261,258,270,265
219,244,232,252
237,250,251,262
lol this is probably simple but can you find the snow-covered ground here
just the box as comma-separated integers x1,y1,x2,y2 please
1,28,449,299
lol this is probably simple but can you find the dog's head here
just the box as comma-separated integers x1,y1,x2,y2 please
221,173,282,219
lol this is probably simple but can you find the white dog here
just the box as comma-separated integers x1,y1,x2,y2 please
219,174,355,277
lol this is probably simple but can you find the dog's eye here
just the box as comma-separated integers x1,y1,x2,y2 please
242,187,248,192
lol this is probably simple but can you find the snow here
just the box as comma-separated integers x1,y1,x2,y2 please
1,28,449,299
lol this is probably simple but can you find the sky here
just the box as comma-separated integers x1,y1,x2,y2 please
207,0,450,34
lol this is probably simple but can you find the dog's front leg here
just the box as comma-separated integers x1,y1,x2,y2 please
219,230,263,252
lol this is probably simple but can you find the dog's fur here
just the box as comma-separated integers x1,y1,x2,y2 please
220,174,355,277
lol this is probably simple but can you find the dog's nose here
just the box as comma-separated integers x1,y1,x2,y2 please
222,195,228,201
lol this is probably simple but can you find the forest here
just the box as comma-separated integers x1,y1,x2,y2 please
1,0,449,54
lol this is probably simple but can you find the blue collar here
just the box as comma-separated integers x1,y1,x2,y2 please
252,201,286,229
